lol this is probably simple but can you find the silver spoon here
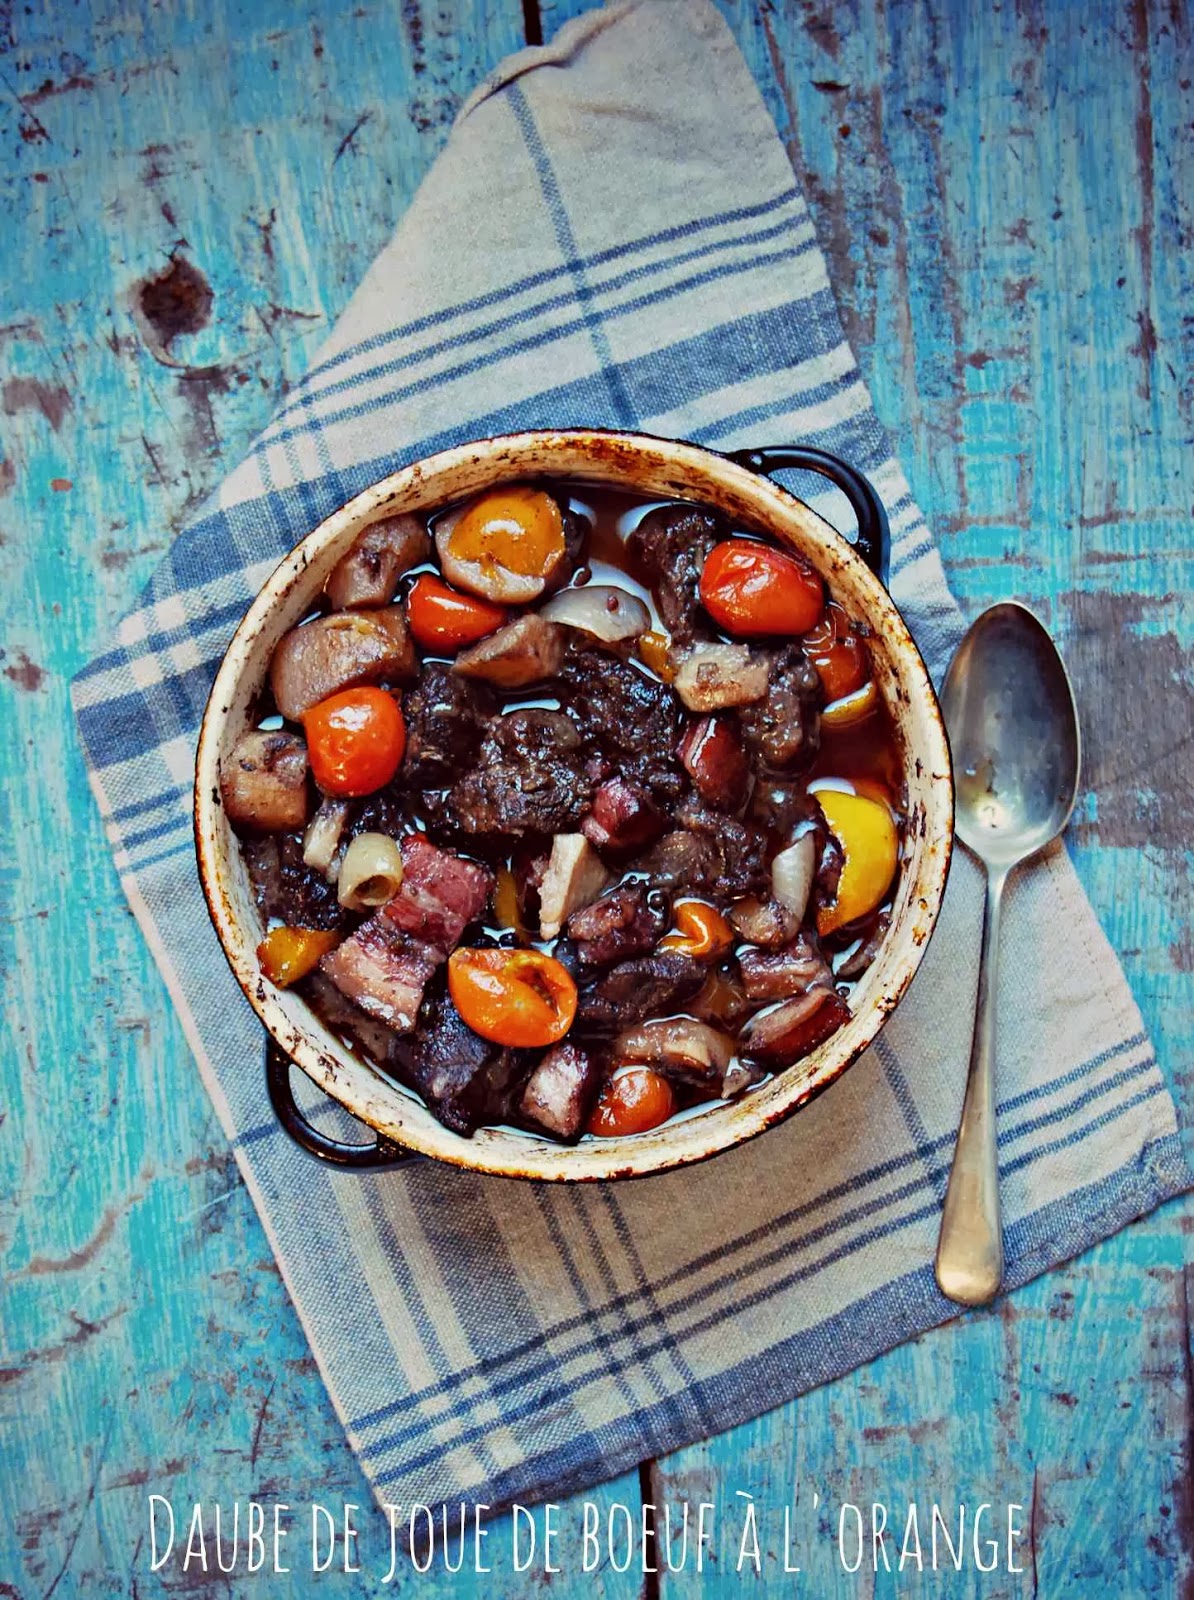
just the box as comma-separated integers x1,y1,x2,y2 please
934,602,1081,1306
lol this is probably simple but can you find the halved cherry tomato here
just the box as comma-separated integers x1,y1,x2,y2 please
804,602,868,701
303,686,406,797
448,947,577,1048
257,926,339,987
587,1067,677,1138
406,574,507,652
440,486,566,603
813,788,898,936
661,900,734,961
698,539,824,638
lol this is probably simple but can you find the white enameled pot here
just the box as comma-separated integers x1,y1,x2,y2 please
195,429,953,1181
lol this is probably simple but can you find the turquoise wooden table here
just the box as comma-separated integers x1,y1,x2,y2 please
2,1,1191,1595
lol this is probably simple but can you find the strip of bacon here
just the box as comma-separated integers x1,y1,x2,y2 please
383,834,492,954
319,922,438,1033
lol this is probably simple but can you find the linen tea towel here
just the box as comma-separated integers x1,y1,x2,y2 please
71,0,1192,1512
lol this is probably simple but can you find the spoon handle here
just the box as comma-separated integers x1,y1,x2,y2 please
935,867,1006,1305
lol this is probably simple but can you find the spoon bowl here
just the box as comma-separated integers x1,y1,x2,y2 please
944,603,1081,866
935,602,1082,1306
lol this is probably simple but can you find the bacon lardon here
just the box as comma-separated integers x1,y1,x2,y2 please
383,834,492,954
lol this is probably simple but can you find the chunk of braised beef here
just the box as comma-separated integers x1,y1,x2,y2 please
394,992,527,1136
580,777,663,855
675,797,770,897
563,641,684,802
640,829,721,894
739,930,836,1001
402,664,496,787
244,833,351,932
749,779,824,841
346,780,411,842
626,504,723,643
517,1042,603,1143
576,949,706,1033
566,883,665,967
736,645,823,772
449,709,594,836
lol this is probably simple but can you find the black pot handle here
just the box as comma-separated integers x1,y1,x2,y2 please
265,1038,419,1171
729,444,890,585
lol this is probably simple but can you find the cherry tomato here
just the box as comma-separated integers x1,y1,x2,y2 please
803,602,869,702
406,574,507,652
660,900,734,961
698,539,824,638
257,926,339,987
448,947,577,1048
588,1068,677,1138
303,687,406,797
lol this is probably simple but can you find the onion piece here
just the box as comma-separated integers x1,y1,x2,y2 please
539,584,650,643
613,1016,735,1091
303,797,351,880
537,834,613,939
771,832,816,922
337,832,405,910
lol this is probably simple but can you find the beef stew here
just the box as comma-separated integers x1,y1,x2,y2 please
222,483,906,1144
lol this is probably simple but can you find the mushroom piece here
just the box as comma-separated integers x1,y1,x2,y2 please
613,1016,735,1094
518,1042,603,1142
452,614,564,689
739,989,851,1068
539,584,650,644
728,894,800,948
302,796,351,878
269,607,416,722
324,513,430,609
220,729,309,834
537,834,613,939
738,931,836,1001
672,642,769,712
